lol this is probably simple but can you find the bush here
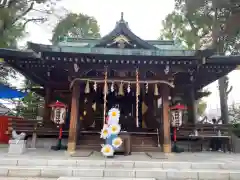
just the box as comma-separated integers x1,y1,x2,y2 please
232,123,240,137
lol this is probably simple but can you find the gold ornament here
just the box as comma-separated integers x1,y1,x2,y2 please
154,84,159,96
118,82,124,96
85,81,90,94
92,102,96,111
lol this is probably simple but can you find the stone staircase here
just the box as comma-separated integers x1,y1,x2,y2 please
0,158,239,180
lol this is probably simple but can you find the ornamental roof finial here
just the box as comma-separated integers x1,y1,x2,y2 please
121,12,124,21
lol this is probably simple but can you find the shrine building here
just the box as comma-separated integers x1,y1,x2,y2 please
0,14,240,153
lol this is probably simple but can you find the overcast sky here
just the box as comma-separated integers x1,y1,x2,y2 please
18,0,240,114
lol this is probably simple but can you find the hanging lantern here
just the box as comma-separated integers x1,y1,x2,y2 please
170,104,186,128
85,81,90,94
170,103,187,147
118,82,124,96
154,84,159,96
93,81,97,92
49,101,67,125
127,82,131,93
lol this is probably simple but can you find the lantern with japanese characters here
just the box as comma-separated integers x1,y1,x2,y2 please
49,101,67,125
170,103,187,152
170,104,186,128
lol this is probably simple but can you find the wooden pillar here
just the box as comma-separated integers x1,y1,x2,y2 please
67,82,80,154
188,87,197,124
43,87,51,122
162,85,171,153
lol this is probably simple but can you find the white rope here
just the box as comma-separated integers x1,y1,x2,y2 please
103,68,107,125
136,68,139,127
70,78,174,89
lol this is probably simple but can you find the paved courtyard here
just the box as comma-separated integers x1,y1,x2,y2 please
0,147,239,163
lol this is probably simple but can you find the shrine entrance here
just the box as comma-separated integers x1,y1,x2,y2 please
78,89,142,132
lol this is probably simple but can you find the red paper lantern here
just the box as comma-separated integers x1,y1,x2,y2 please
170,103,186,127
49,101,67,125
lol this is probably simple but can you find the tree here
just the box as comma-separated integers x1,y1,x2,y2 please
15,79,44,118
51,13,101,44
197,100,207,117
229,103,240,124
160,0,240,123
0,0,60,84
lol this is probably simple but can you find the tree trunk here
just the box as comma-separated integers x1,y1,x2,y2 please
219,76,229,124
212,8,229,124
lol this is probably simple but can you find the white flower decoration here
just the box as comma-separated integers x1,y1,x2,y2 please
100,127,110,139
108,108,120,125
101,144,114,157
109,124,121,135
112,137,123,148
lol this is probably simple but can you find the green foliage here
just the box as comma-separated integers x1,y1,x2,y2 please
197,100,207,116
16,92,43,118
160,0,240,123
52,13,101,44
15,79,44,118
0,0,59,84
229,103,240,124
160,0,240,52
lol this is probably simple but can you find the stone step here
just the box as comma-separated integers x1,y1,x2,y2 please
0,178,154,180
0,178,57,180
0,166,239,180
58,178,156,180
0,159,240,170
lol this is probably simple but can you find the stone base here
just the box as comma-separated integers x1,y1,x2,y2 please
8,140,27,154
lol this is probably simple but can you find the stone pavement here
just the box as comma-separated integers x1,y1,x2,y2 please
0,148,240,179
1,147,240,162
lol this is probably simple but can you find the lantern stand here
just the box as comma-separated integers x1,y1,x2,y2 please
49,101,68,151
170,103,186,153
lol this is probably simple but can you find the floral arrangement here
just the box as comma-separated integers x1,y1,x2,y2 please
100,107,123,157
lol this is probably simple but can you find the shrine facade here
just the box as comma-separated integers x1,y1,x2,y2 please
0,14,240,153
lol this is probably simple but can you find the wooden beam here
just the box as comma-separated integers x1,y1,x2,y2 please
162,85,171,153
67,82,80,154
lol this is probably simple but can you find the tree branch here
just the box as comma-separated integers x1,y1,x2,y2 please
13,2,35,26
185,14,198,35
22,18,46,29
227,86,233,95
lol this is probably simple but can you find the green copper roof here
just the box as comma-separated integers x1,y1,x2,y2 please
41,44,196,57
57,37,182,51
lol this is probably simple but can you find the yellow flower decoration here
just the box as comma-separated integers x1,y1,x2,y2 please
101,144,114,157
100,127,109,139
112,137,123,148
109,124,121,135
